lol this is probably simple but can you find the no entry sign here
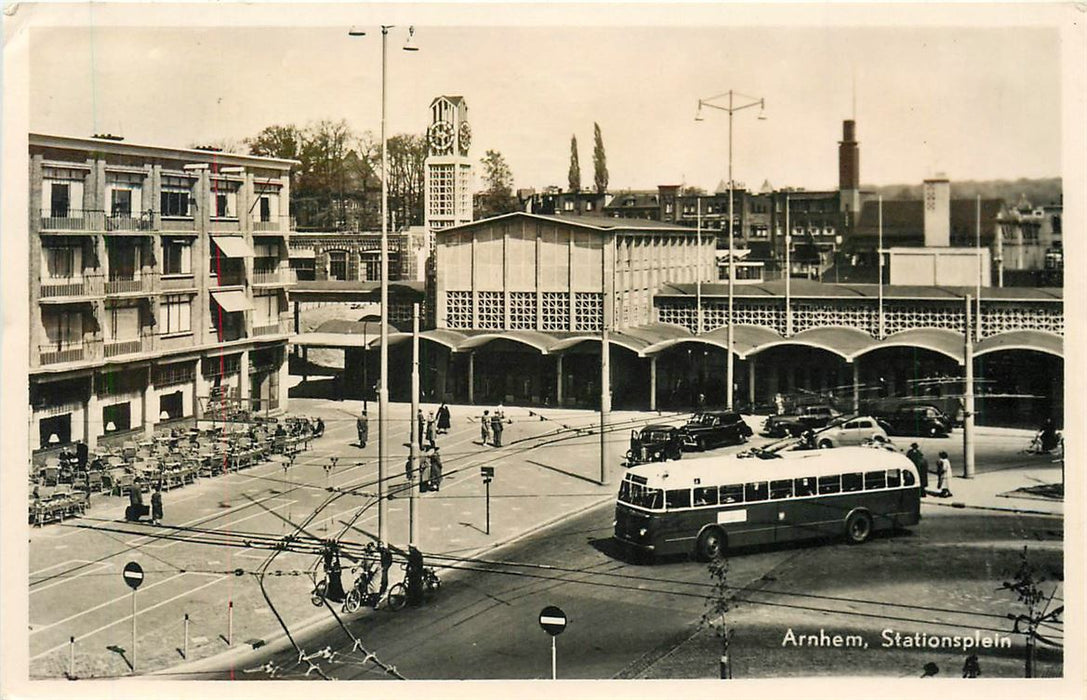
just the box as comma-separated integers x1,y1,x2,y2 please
538,605,567,636
122,561,144,590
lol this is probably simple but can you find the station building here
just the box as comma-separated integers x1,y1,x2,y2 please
28,134,296,456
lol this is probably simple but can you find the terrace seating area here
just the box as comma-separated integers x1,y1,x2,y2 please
29,415,321,526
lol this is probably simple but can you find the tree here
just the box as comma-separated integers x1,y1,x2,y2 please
1002,546,1063,678
701,555,734,679
593,122,608,194
568,134,581,193
386,133,428,228
477,149,518,219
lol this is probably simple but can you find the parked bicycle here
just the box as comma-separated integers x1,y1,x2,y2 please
385,566,440,611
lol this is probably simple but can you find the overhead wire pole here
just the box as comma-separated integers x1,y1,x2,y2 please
696,89,765,411
976,194,983,340
785,194,792,336
964,294,976,478
409,302,420,546
599,232,612,485
877,195,885,339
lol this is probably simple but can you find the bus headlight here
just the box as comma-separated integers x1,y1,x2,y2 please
638,528,648,537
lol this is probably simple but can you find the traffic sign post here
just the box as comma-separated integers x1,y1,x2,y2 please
538,605,567,679
122,562,144,672
481,466,494,535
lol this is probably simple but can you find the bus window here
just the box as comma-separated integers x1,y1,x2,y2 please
886,469,901,488
794,476,816,497
745,481,769,502
842,472,863,492
693,486,718,507
621,481,663,509
902,469,916,487
864,471,887,490
770,480,793,500
719,484,744,504
818,474,841,494
666,489,692,509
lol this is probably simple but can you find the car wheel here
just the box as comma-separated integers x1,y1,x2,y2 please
845,511,873,544
696,437,707,452
818,439,833,449
696,527,726,561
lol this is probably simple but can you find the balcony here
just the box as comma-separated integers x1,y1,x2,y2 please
252,264,296,286
161,216,197,232
209,218,241,233
105,210,154,232
160,274,197,292
210,270,247,288
252,215,288,234
39,342,85,366
39,208,104,232
104,274,153,296
39,276,101,300
252,319,289,337
103,336,148,358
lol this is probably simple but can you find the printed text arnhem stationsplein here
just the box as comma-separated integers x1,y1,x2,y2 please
782,628,1013,651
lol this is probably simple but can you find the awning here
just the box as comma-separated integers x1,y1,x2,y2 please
210,290,253,313
210,235,254,258
289,248,317,259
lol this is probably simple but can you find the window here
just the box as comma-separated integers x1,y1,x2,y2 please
43,310,83,347
212,181,239,218
259,196,272,222
864,471,887,490
886,469,901,488
770,479,793,500
842,472,864,492
43,245,80,279
902,470,916,487
216,193,229,218
106,305,140,341
111,188,133,216
693,486,718,507
50,183,71,217
159,391,184,420
107,242,140,280
745,481,769,502
563,200,574,211
665,489,692,510
793,476,816,497
39,414,72,448
163,239,193,275
162,295,192,334
818,475,841,495
719,484,744,504
328,251,348,280
254,293,278,326
161,190,190,217
103,402,132,432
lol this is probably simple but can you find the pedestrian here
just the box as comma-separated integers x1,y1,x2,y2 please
429,447,443,491
491,410,504,448
936,450,953,498
356,410,369,448
128,479,145,522
417,409,426,449
426,412,437,450
405,546,424,607
481,410,492,446
75,439,89,471
906,443,929,496
436,402,451,434
418,452,432,493
151,486,164,526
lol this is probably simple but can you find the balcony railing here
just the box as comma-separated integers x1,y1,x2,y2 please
253,216,288,233
39,342,85,365
105,211,154,232
40,276,100,299
104,275,153,295
103,337,147,358
211,270,247,287
39,208,104,232
252,266,296,285
161,216,197,231
252,320,288,336
160,274,197,291
209,326,247,343
209,218,241,232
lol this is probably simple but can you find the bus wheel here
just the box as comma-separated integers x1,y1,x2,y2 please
696,528,725,561
845,511,872,544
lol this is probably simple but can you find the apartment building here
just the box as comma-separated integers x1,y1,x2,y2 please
29,134,297,454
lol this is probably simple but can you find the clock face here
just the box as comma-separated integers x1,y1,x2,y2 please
458,121,472,153
428,121,454,153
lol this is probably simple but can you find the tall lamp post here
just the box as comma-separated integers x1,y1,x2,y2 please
696,91,765,410
348,24,418,547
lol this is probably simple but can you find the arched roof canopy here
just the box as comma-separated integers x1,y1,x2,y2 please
548,334,648,354
857,328,965,364
420,329,468,350
975,330,1064,359
746,326,873,361
456,330,557,354
702,324,784,359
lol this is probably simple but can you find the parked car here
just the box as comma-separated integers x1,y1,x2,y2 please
762,404,841,438
813,416,890,449
625,425,683,466
877,404,952,437
679,411,752,451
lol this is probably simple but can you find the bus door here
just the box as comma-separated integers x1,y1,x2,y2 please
732,480,775,548
771,475,818,543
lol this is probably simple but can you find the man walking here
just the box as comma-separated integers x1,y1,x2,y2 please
417,409,426,449
426,412,437,450
481,410,492,446
491,409,504,448
906,443,929,496
356,410,369,448
151,486,164,525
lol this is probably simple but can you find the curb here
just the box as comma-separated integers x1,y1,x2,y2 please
154,491,616,677
922,500,1062,517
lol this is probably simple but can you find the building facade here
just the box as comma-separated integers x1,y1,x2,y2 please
29,134,295,455
424,96,473,233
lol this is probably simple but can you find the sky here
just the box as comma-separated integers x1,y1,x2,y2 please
21,3,1066,194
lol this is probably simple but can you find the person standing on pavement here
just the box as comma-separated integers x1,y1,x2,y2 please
491,409,504,448
936,451,953,498
906,443,929,496
481,410,492,446
436,402,451,434
426,412,437,450
151,486,164,525
417,409,426,449
356,410,369,448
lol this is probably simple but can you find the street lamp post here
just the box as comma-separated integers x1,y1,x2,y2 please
696,91,765,410
349,24,417,547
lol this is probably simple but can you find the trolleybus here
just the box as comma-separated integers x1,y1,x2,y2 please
614,446,921,560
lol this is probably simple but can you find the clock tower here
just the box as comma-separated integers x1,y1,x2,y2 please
424,96,473,232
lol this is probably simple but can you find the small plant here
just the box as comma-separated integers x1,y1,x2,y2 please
701,555,734,678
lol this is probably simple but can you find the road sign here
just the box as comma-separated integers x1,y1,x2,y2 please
122,561,144,590
480,466,494,479
538,605,567,636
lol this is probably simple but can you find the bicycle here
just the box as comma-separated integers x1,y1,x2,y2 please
342,564,382,613
385,566,441,611
1022,431,1062,456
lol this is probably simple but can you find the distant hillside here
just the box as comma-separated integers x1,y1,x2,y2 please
862,178,1062,207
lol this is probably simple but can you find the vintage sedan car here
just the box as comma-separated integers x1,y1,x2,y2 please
625,424,684,466
877,404,952,437
814,416,890,449
762,404,841,438
679,411,753,451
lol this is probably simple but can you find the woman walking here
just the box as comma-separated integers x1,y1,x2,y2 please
936,451,953,498
436,403,451,434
